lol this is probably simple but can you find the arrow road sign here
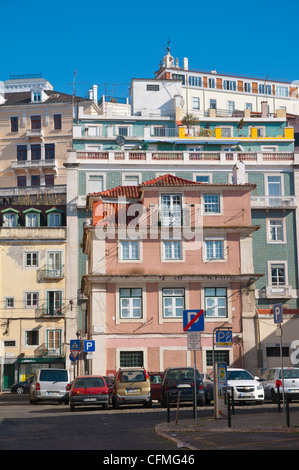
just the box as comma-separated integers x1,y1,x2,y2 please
183,309,204,332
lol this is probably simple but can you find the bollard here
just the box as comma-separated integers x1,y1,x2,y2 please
277,384,281,413
227,391,231,428
286,396,290,428
231,387,235,415
167,392,170,423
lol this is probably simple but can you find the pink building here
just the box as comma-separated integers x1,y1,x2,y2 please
82,174,260,376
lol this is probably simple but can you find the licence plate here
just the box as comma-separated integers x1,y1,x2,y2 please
177,384,191,388
239,393,253,397
83,398,97,402
127,388,140,393
47,392,60,396
288,389,299,393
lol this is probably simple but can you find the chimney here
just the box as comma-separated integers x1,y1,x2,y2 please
261,101,269,118
92,85,98,103
183,57,188,71
232,161,246,185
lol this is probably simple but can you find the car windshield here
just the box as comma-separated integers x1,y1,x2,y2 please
279,369,299,379
39,370,68,382
74,377,105,388
227,370,254,381
168,369,200,381
150,375,162,383
120,370,146,383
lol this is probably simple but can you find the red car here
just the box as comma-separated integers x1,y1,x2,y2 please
68,375,110,411
149,372,164,401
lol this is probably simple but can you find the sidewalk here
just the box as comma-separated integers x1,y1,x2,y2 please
155,406,299,450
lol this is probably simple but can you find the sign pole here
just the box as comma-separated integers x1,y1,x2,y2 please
194,350,197,425
273,304,285,411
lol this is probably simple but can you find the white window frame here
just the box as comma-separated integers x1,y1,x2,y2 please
192,97,200,110
204,287,227,319
122,173,142,186
194,173,211,183
24,251,39,268
268,261,288,287
86,172,105,194
25,292,39,308
119,240,141,262
265,173,284,197
162,288,185,319
202,193,222,215
203,237,226,262
220,126,233,137
267,218,286,244
118,287,143,321
162,239,183,262
116,124,132,137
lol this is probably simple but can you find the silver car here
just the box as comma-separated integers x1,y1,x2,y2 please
29,368,70,404
259,367,299,403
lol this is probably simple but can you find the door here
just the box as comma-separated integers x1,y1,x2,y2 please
47,291,62,316
47,330,61,356
3,364,15,389
161,194,182,226
48,252,61,277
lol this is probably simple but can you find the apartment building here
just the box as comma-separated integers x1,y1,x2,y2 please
81,174,260,375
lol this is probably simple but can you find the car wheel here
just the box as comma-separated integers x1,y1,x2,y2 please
144,398,152,408
16,386,25,394
112,397,119,409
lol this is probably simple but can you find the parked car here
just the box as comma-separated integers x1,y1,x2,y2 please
259,367,299,403
69,375,109,411
29,368,70,405
11,376,34,394
103,375,115,404
149,372,164,401
160,367,205,406
112,367,152,408
204,368,264,404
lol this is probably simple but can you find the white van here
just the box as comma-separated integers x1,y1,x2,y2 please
29,368,70,404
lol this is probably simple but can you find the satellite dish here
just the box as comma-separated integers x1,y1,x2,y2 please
116,135,126,146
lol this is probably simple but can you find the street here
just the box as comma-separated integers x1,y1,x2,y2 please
2,393,299,454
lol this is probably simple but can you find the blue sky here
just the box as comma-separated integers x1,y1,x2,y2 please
1,0,299,99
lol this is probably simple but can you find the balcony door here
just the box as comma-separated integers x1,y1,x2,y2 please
48,252,61,277
161,194,182,226
47,291,62,315
47,329,61,356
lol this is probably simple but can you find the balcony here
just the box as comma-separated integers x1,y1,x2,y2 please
38,265,65,281
251,196,297,209
11,158,57,173
26,128,44,139
35,302,66,318
34,343,65,358
265,285,292,299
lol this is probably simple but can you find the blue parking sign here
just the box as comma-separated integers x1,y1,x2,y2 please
84,340,95,352
273,303,283,324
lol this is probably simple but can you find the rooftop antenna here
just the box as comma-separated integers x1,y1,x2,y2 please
68,70,87,121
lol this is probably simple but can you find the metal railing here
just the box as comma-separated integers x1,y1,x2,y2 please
34,343,65,357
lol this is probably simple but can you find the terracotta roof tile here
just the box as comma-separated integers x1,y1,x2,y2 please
140,174,202,187
90,185,140,199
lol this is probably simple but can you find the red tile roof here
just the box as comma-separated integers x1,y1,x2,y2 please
140,174,202,187
89,185,140,199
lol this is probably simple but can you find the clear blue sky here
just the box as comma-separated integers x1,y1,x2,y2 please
1,0,299,99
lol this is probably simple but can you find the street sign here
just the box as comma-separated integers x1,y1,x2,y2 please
273,303,283,324
70,340,81,350
70,350,79,361
187,332,201,350
84,340,95,352
216,330,232,347
183,309,204,332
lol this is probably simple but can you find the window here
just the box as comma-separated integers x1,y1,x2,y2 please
206,350,229,367
25,210,40,227
221,127,232,137
270,264,286,286
205,239,224,259
223,80,236,91
244,82,251,93
245,103,253,110
120,351,143,367
118,126,129,137
32,92,41,103
47,329,61,353
121,241,139,260
161,194,182,226
153,127,167,137
123,175,139,186
45,174,54,187
267,176,282,202
162,288,184,318
10,117,18,132
209,99,216,109
195,175,210,183
259,84,272,95
31,175,40,187
228,101,235,114
25,252,38,267
203,194,220,213
163,240,182,260
205,287,227,318
47,252,62,276
45,144,55,160
119,288,142,319
146,84,159,91
87,175,104,193
17,145,27,161
47,291,62,315
54,114,62,129
189,76,202,87
17,175,26,187
276,86,288,97
31,144,41,160
192,97,200,110
46,209,63,227
25,330,39,346
208,78,215,88
2,210,19,227
31,115,41,129
268,219,284,242
25,292,38,308
172,74,185,85
5,298,14,308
